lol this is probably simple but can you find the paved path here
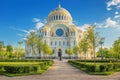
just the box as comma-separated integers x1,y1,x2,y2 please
0,60,120,80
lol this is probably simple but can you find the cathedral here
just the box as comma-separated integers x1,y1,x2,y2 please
25,4,94,59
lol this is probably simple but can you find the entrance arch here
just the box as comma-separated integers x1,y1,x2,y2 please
58,49,62,60
58,49,62,57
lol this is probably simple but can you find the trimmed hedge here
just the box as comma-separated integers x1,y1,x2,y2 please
68,60,120,72
0,60,54,74
4,65,42,73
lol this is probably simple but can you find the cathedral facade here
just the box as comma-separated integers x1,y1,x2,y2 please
25,4,94,59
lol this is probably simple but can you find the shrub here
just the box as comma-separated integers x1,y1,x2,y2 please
99,64,107,72
106,63,114,71
0,60,54,74
86,64,96,72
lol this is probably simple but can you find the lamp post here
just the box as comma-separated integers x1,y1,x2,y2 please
99,37,105,60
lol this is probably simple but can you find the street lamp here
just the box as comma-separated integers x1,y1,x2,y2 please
99,37,105,60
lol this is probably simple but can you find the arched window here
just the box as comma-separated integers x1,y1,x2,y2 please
59,15,61,20
56,15,58,20
63,41,65,46
62,15,63,20
67,41,69,46
54,16,55,20
66,32,68,37
74,40,76,46
59,41,61,46
55,41,57,46
51,41,53,46
64,16,66,20
45,32,47,36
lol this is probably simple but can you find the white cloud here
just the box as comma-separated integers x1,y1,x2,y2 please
117,5,120,8
17,34,24,37
33,18,44,29
114,15,120,18
20,29,29,33
35,22,44,29
10,27,29,33
106,17,118,27
107,0,120,11
107,0,120,7
33,18,40,22
95,17,120,29
107,7,112,11
77,24,90,32
115,11,119,14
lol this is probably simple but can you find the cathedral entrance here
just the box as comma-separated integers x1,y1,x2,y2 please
58,49,62,61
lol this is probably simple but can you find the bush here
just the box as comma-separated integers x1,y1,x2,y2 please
99,64,107,72
106,63,114,71
0,60,54,74
86,64,96,72
4,65,42,73
113,63,120,70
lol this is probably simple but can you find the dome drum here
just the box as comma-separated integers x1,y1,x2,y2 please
47,5,72,23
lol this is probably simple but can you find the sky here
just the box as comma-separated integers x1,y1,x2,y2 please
0,0,120,48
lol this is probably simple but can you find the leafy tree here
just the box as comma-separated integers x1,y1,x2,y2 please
86,26,99,61
47,48,53,59
18,41,24,59
78,32,89,61
67,48,74,59
97,48,109,58
73,46,79,56
42,43,53,59
113,37,120,59
35,36,43,59
26,31,37,57
6,45,13,59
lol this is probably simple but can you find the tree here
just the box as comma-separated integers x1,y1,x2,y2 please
35,36,43,59
97,48,109,58
6,45,13,59
73,46,79,58
18,41,24,59
98,37,105,60
0,41,4,58
26,31,37,57
86,26,99,61
47,48,53,59
113,37,120,59
67,48,74,59
78,32,89,61
42,43,53,59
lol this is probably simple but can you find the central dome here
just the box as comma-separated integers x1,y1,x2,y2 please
47,4,72,23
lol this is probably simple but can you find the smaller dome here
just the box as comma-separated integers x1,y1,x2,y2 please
47,4,72,23
43,26,50,31
69,25,76,32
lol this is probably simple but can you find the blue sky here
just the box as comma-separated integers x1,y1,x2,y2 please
0,0,120,48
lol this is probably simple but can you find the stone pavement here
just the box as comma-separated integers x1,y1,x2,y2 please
0,59,120,80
